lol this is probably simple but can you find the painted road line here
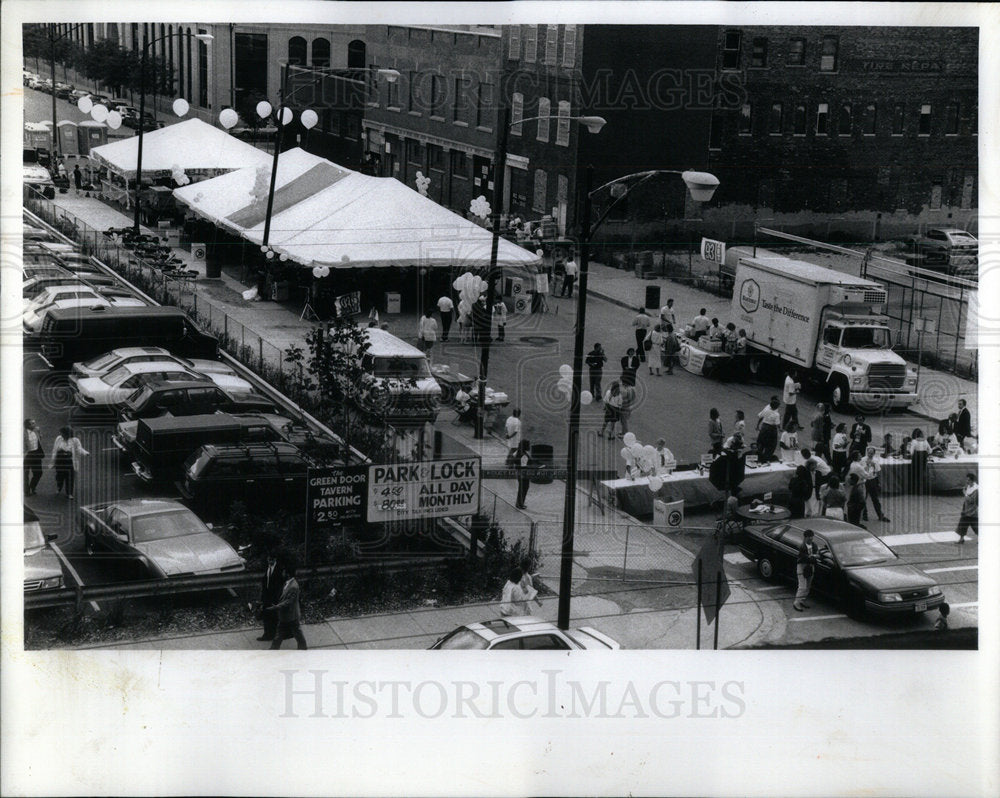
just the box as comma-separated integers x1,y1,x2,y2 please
789,613,848,622
879,532,960,546
950,601,978,610
50,542,100,613
924,565,979,574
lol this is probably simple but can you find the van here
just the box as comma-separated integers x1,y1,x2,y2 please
39,306,218,369
348,327,442,421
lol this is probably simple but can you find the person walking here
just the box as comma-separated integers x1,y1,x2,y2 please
733,409,746,438
620,347,640,387
24,419,45,496
830,423,849,476
51,426,88,499
561,255,578,297
782,370,802,430
955,398,972,444
820,476,847,520
708,408,725,455
793,529,820,611
661,323,681,374
908,428,932,494
648,324,664,375
821,404,834,461
619,383,636,436
518,557,544,610
659,298,676,329
801,447,832,516
755,396,782,463
417,307,438,357
810,404,829,461
267,564,308,649
257,552,286,641
471,296,491,348
437,294,454,341
848,414,873,459
492,297,508,342
955,472,978,544
600,382,623,438
788,465,813,520
632,307,652,362
504,408,522,466
585,343,607,399
846,474,867,527
72,164,83,194
514,441,533,509
500,567,529,616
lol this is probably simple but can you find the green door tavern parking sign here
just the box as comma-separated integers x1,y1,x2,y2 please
307,466,368,525
367,458,481,523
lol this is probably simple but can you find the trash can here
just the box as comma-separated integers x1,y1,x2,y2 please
645,284,660,310
530,444,554,484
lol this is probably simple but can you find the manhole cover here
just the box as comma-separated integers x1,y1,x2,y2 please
519,335,559,347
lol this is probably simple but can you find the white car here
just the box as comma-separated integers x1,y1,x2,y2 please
24,288,106,332
23,163,54,191
24,283,100,313
73,361,253,409
430,617,622,650
71,346,238,382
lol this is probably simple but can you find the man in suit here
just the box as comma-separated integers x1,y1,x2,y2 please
268,564,308,649
955,398,973,444
257,553,285,641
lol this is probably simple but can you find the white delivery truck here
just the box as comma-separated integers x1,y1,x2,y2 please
731,255,918,411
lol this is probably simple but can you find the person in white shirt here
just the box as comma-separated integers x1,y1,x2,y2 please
51,425,89,499
562,257,579,297
755,396,782,462
504,409,522,465
632,307,652,363
861,446,889,523
437,295,454,341
24,418,44,495
492,298,508,342
659,298,676,329
691,308,711,340
801,447,832,516
417,309,438,358
500,567,529,615
654,438,676,472
782,369,802,430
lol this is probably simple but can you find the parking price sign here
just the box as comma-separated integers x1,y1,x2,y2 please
307,466,368,525
367,457,481,523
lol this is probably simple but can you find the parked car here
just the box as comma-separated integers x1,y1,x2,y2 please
24,283,102,314
178,441,315,510
24,289,107,332
23,163,55,193
905,228,978,275
119,379,276,422
430,617,622,650
731,519,945,617
26,294,146,336
54,82,74,99
71,346,237,382
80,499,245,578
72,361,210,409
24,506,64,593
69,88,90,102
24,273,120,299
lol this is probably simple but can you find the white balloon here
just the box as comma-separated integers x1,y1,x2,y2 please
580,390,593,405
279,253,288,262
312,266,324,278
629,442,643,454
260,245,269,253
319,265,330,278
458,300,471,314
536,249,544,257
256,100,272,119
77,96,93,113
90,104,108,123
648,476,663,492
300,109,318,130
219,108,239,129
642,445,657,458
105,111,122,130
620,447,631,461
622,432,637,446
172,98,190,117
559,364,572,377
265,250,275,259
279,107,293,126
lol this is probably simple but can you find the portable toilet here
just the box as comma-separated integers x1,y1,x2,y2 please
77,121,108,155
24,122,52,150
56,120,79,155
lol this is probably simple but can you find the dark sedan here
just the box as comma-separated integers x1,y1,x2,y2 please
732,519,945,617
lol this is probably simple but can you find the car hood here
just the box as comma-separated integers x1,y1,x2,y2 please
24,546,63,583
842,349,907,369
75,376,112,397
134,533,243,576
846,563,937,591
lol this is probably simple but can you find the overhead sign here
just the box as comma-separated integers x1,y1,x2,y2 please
367,457,480,523
700,237,726,265
307,466,367,525
334,291,361,317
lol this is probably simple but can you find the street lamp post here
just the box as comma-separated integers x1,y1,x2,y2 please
133,31,213,235
556,166,720,630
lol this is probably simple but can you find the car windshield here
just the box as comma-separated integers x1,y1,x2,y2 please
829,534,897,567
948,231,977,244
24,522,46,551
126,385,152,405
131,510,206,542
82,351,120,371
840,327,891,349
102,366,132,385
373,356,431,379
434,627,490,650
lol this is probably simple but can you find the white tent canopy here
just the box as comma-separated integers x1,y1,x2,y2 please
172,148,542,270
89,118,272,180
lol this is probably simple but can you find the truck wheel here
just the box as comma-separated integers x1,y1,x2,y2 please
757,557,775,580
830,377,850,411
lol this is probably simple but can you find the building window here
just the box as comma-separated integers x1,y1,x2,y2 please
346,115,360,140
820,35,838,72
722,31,742,69
451,150,468,178
816,103,829,135
508,26,520,60
347,40,366,69
919,104,931,135
544,25,558,66
892,103,904,135
862,104,877,135
945,102,959,135
556,100,571,146
428,144,444,171
838,103,852,135
788,37,806,66
961,174,974,209
533,169,547,212
288,36,307,66
768,102,783,134
525,26,538,63
751,38,768,68
407,139,423,166
477,82,494,128
407,71,419,113
537,97,551,142
453,76,470,122
562,24,577,67
793,104,806,135
511,92,524,136
930,180,942,210
738,103,752,135
429,74,444,118
709,114,722,150
311,37,330,68
387,78,399,109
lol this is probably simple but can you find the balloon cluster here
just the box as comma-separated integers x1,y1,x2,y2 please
414,171,431,197
312,265,331,279
453,272,486,320
553,364,593,405
171,163,190,187
260,244,288,263
619,433,659,482
469,195,491,220
78,95,121,129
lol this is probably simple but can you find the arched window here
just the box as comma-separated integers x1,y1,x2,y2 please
312,37,330,68
288,36,307,66
347,39,366,69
